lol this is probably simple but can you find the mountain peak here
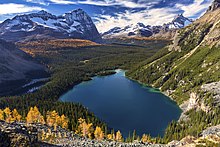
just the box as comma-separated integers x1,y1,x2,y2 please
208,0,220,11
0,8,101,42
36,10,49,15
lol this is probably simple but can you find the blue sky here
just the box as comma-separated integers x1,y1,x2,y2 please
0,0,213,32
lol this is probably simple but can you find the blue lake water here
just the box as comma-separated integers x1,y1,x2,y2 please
60,69,181,137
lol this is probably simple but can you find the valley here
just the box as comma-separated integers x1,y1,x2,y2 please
0,0,220,146
0,38,171,141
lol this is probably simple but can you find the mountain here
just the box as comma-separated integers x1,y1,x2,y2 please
0,9,101,42
102,14,192,39
0,39,46,94
127,0,220,141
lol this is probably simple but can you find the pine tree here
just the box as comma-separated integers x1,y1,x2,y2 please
132,130,136,141
94,126,104,140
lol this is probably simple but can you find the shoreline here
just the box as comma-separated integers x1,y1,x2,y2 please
125,72,184,115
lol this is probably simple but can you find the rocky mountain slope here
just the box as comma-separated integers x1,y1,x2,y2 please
0,39,46,95
102,14,192,39
1,120,219,147
127,0,220,141
0,9,101,42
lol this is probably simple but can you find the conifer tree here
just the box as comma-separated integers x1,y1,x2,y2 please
26,106,45,124
0,109,4,120
116,130,123,142
59,114,68,129
76,118,93,138
4,107,12,123
11,109,22,122
94,126,104,140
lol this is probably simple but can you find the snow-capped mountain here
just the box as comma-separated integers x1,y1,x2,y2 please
0,9,101,42
102,14,193,39
164,14,192,29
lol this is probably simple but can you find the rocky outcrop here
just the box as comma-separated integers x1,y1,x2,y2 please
208,0,220,12
0,120,38,147
201,81,220,106
201,125,220,138
0,120,166,147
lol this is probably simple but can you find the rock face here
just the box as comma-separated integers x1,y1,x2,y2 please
201,82,220,106
0,9,102,42
102,14,192,39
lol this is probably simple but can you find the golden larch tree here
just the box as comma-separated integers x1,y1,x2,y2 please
115,130,123,142
141,134,151,143
76,118,93,138
11,109,22,122
26,106,45,124
3,107,12,123
0,109,4,120
46,110,59,127
59,114,69,129
94,126,104,140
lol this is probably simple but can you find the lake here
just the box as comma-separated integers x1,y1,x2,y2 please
60,69,181,137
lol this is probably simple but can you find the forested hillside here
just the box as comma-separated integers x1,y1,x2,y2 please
127,0,220,142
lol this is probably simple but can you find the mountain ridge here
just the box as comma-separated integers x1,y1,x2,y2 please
102,14,193,39
0,9,101,42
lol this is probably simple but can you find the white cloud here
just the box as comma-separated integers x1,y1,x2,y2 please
25,0,49,5
175,0,212,17
32,0,159,8
0,3,44,15
95,8,178,33
78,0,159,8
94,0,213,33
49,0,76,4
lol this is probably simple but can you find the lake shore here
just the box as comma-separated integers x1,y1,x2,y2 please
60,69,181,137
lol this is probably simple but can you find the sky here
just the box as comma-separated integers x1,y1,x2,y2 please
0,0,214,33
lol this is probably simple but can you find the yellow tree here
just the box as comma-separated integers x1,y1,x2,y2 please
59,114,69,129
115,130,123,142
3,107,12,123
141,134,151,143
76,118,93,138
46,110,59,127
11,109,22,122
94,126,104,140
26,106,45,124
107,134,113,140
0,109,4,120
